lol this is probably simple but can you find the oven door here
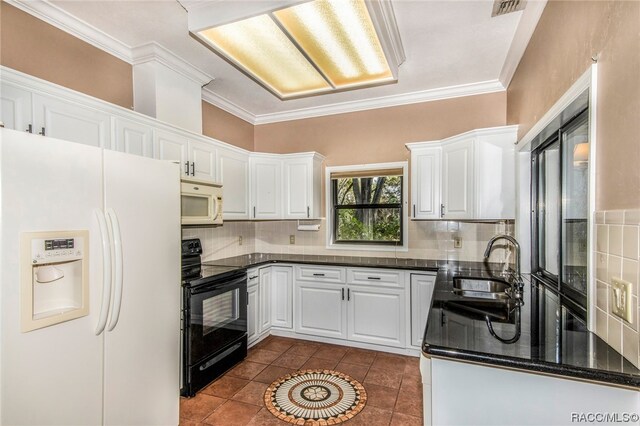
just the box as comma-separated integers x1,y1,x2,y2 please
187,274,247,365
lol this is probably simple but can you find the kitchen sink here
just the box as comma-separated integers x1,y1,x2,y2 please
452,277,511,300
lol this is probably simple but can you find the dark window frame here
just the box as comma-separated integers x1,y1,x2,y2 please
531,107,589,321
331,175,404,246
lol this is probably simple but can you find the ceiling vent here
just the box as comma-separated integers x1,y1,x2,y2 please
492,0,526,17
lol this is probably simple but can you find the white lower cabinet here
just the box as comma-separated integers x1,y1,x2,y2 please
247,275,260,345
258,267,272,334
410,273,437,347
295,281,347,339
248,266,293,346
347,286,405,347
293,266,408,349
271,266,293,329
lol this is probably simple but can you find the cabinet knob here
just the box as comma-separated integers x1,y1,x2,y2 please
184,161,190,176
191,162,195,176
440,204,445,218
307,206,310,218
38,127,45,136
25,124,32,133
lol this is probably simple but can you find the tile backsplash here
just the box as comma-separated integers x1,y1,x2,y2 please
183,219,514,264
594,209,640,368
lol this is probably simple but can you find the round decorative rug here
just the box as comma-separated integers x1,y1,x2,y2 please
264,369,367,425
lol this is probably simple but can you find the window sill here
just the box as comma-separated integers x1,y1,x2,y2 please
325,243,408,253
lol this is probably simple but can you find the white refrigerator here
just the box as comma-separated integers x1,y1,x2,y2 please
0,129,181,425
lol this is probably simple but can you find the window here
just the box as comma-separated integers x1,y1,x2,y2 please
532,107,589,318
327,163,407,249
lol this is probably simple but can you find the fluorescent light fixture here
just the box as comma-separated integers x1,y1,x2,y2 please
192,0,402,99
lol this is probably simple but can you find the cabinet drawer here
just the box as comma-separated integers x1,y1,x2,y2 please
296,265,346,283
347,268,403,287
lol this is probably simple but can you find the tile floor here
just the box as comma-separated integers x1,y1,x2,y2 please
180,336,423,426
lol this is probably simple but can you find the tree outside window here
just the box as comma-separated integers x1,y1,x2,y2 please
331,173,403,245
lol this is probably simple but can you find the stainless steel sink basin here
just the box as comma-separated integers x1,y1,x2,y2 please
452,277,511,300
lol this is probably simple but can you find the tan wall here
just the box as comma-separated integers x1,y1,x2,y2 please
254,92,507,165
0,2,133,109
202,101,254,151
507,0,640,210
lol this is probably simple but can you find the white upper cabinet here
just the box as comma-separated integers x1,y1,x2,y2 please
250,155,282,220
474,129,517,219
188,139,217,182
410,146,441,219
33,93,111,148
407,126,517,220
218,147,251,220
283,153,324,219
112,117,154,157
154,129,189,176
442,138,475,219
0,84,32,132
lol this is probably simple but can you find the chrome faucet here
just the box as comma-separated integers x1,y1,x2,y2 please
484,234,524,300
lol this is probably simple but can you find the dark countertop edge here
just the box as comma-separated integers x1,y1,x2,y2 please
422,345,640,389
204,257,443,273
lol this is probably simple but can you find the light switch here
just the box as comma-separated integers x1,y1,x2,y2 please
611,277,633,323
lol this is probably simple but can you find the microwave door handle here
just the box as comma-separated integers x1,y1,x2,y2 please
94,209,112,336
212,196,219,220
106,208,124,332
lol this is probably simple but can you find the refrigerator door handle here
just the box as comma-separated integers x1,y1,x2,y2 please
106,208,124,332
94,209,112,336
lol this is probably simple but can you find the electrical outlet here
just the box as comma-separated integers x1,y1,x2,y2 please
238,235,243,246
289,235,295,245
611,277,633,323
453,236,462,248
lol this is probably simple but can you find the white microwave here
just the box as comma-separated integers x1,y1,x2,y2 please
181,179,223,226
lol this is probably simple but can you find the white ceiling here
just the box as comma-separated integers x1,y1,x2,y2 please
18,0,545,123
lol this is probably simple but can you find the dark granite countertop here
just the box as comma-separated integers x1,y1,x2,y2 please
203,252,442,271
199,253,640,388
423,265,640,389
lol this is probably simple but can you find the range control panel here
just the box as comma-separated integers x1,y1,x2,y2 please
32,237,84,264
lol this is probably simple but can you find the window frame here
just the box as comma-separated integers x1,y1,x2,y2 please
325,162,409,252
531,107,589,320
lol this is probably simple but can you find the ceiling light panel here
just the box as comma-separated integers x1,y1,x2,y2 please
273,0,394,89
198,14,332,98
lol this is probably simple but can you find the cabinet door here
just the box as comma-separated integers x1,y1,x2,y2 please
33,93,110,148
258,267,272,333
112,117,154,157
189,139,217,182
411,147,441,219
347,286,405,348
442,139,474,219
295,281,346,339
0,84,32,132
154,130,188,177
251,156,282,219
284,159,311,219
218,148,250,219
410,274,436,347
271,266,293,329
247,284,260,345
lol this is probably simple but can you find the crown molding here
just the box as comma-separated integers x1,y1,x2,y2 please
4,0,133,63
131,42,213,86
367,0,406,68
499,0,547,88
202,88,256,124
252,80,505,125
